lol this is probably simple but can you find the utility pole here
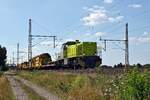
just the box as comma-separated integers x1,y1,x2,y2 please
28,19,32,68
100,23,129,68
125,23,129,68
27,19,56,68
12,52,15,65
53,36,56,48
17,43,19,67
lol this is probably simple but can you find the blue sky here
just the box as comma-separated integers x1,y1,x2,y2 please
0,0,150,65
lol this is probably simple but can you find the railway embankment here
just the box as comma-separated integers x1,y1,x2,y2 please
16,69,150,100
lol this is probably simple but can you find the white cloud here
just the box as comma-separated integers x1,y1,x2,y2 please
104,0,113,4
142,31,150,36
108,16,124,22
84,32,106,37
85,33,91,36
116,16,124,20
95,32,106,37
40,41,53,46
82,6,124,26
128,4,142,8
40,40,62,48
129,32,150,43
81,32,106,38
82,7,108,26
138,37,150,43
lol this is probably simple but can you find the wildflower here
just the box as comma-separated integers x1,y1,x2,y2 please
121,82,124,85
118,76,122,79
114,91,118,94
109,93,112,96
116,86,119,89
113,83,116,87
104,93,107,96
105,88,108,92
108,87,111,92
110,80,114,83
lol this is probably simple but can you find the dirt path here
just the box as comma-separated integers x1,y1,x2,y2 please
6,75,28,100
14,76,60,100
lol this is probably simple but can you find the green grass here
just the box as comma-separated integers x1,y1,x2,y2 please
17,71,113,100
0,71,3,76
16,79,45,100
17,69,150,100
0,74,15,100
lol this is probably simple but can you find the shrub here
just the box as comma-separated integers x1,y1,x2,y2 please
0,72,3,77
120,68,150,100
0,66,9,71
102,68,150,100
71,75,86,89
58,82,71,93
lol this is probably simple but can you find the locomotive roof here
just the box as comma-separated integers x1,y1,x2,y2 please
62,41,76,45
63,40,80,45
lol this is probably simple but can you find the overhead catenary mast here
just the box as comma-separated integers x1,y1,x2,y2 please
125,23,129,67
28,19,32,68
100,23,129,68
17,43,19,67
28,19,56,68
12,52,15,65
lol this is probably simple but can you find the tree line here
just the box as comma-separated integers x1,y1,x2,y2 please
101,63,150,68
0,45,7,71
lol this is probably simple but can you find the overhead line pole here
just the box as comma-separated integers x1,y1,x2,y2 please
28,19,32,68
12,52,15,65
125,23,129,68
28,19,56,68
17,43,19,67
53,36,56,48
100,23,129,68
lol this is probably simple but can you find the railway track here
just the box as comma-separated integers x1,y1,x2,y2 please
38,67,150,75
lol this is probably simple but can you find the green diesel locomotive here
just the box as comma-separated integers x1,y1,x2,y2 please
56,40,102,69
